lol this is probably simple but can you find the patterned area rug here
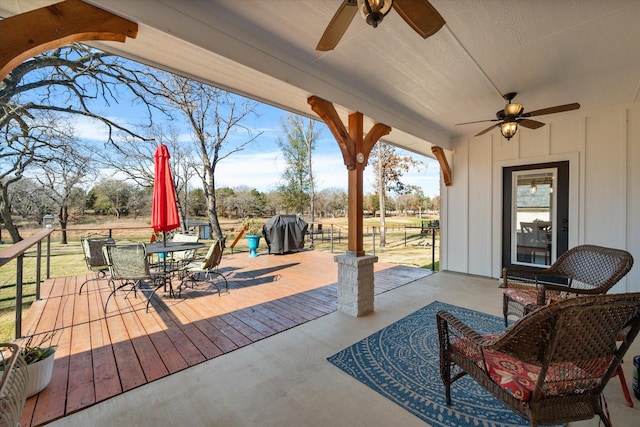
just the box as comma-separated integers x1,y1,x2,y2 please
328,301,537,427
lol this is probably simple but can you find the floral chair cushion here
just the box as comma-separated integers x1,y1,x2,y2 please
452,336,611,401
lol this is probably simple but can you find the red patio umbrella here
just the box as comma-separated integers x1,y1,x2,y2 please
152,144,180,237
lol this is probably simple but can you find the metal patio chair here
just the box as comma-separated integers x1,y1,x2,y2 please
179,237,228,296
78,236,115,295
102,242,166,313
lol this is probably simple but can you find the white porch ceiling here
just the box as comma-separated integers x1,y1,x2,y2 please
2,0,640,158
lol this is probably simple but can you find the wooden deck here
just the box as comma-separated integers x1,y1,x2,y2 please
18,250,431,427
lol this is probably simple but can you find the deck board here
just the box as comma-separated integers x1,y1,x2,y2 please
18,250,431,426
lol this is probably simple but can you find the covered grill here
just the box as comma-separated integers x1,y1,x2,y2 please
263,215,308,254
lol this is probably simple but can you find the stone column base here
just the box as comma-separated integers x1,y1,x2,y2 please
334,252,378,317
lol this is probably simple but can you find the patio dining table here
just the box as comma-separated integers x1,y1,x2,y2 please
144,241,205,255
118,241,206,299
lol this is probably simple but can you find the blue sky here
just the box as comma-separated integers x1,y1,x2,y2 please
74,89,440,198
211,102,441,197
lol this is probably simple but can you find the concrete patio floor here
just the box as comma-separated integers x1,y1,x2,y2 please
43,270,639,427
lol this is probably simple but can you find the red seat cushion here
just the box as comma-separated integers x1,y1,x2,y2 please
452,336,611,401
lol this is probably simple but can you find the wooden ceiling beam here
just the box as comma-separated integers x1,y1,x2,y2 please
308,95,356,169
0,0,138,79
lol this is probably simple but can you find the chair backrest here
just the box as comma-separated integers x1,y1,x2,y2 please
199,237,226,271
82,236,115,269
492,292,640,400
171,233,199,243
547,244,634,292
104,242,151,281
169,233,199,261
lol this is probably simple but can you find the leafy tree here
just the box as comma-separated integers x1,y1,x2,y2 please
150,73,262,240
368,143,423,247
0,43,161,241
188,188,208,217
90,180,138,218
276,113,321,220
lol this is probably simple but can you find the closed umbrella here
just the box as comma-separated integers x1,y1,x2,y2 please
152,144,180,245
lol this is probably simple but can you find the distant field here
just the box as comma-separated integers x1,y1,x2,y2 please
0,215,439,341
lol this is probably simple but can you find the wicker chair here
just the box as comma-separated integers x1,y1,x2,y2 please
78,236,115,295
179,237,228,296
501,244,633,326
0,343,29,427
102,242,166,313
437,293,640,427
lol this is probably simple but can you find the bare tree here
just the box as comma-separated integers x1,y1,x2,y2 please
1,113,73,241
35,144,93,243
0,43,163,241
150,73,262,240
368,143,423,247
100,123,195,232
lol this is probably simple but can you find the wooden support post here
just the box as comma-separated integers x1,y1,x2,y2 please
308,96,390,256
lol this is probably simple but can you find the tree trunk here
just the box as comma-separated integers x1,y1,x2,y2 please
205,166,224,241
0,185,22,243
59,205,68,244
308,138,315,248
377,147,386,248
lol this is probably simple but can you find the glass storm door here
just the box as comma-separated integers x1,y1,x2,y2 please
502,162,569,270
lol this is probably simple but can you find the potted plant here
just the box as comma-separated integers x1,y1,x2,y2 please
0,344,56,397
243,217,263,257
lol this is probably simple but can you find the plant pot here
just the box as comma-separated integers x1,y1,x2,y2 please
246,235,261,257
26,351,55,397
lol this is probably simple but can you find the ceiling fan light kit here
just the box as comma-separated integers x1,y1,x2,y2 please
500,121,518,140
456,92,580,140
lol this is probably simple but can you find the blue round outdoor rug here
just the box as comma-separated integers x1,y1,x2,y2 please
327,301,558,427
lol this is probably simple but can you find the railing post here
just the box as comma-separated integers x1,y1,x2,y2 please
15,254,23,339
46,233,51,279
372,226,376,256
36,240,42,300
431,227,436,271
330,225,334,253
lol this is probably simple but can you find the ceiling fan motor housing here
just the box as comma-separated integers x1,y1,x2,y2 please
359,0,393,27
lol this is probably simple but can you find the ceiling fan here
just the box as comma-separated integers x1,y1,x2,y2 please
457,93,581,140
316,0,445,51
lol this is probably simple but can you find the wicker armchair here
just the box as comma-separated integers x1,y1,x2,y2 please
501,244,633,326
0,343,28,427
437,293,640,427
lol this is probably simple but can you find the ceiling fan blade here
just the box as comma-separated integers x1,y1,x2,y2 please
518,119,546,129
456,118,499,126
316,0,358,51
393,0,445,39
524,103,580,117
475,123,500,137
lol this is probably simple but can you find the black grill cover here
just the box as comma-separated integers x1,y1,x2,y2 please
263,215,308,254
